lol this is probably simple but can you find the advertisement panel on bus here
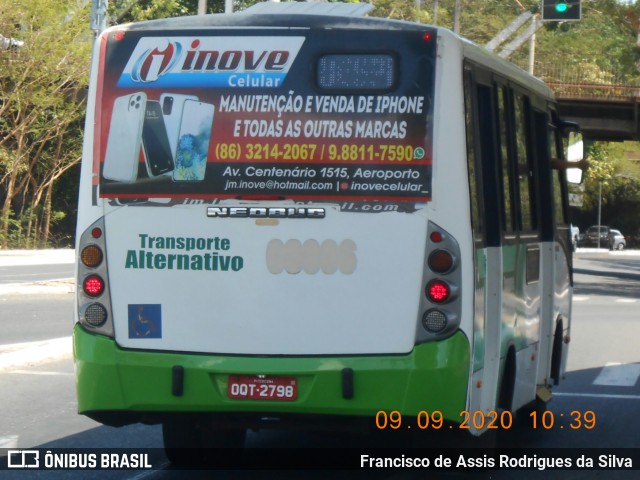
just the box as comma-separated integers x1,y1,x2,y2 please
96,29,435,203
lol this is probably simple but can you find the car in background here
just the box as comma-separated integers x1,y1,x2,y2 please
609,229,626,250
582,225,626,250
625,231,640,248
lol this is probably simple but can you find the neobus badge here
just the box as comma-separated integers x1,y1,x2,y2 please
207,206,325,219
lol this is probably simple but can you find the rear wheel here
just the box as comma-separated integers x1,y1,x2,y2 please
162,415,246,466
516,396,548,428
162,418,201,465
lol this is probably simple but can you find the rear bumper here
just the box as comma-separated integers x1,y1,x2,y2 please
73,324,470,428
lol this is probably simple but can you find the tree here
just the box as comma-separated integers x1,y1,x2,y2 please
0,0,92,247
3,0,640,247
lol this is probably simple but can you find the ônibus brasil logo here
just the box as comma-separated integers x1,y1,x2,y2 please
118,36,305,88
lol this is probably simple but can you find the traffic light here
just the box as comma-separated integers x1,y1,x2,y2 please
542,1,581,21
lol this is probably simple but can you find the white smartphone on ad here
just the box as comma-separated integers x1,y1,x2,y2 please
103,92,147,183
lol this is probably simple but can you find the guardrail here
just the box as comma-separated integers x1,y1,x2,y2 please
535,65,640,100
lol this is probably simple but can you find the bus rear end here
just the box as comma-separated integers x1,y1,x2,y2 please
74,10,469,452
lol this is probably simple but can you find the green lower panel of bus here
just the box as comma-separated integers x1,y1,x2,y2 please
74,324,470,426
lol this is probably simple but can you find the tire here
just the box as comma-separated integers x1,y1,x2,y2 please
162,418,202,466
550,321,563,385
617,243,625,250
516,397,548,428
163,415,246,466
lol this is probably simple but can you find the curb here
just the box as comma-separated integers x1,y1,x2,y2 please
0,249,75,267
0,279,75,296
0,336,72,371
0,249,75,295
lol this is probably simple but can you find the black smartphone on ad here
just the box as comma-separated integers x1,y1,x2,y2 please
142,100,174,177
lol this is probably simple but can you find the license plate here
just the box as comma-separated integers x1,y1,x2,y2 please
227,375,297,401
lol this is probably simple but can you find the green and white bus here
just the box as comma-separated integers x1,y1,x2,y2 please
74,1,582,458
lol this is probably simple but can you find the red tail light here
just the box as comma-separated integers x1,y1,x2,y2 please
426,280,450,303
428,250,453,273
430,231,443,243
83,275,105,297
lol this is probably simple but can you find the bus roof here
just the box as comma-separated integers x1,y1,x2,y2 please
241,1,374,17
105,4,429,33
101,1,553,101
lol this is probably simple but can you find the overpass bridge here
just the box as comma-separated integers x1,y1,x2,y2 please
538,67,640,142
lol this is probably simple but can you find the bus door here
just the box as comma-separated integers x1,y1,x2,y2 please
464,69,504,427
533,109,572,395
505,90,545,411
465,69,546,425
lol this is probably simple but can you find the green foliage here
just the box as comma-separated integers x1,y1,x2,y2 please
0,0,91,248
575,140,640,233
388,0,640,238
110,0,195,23
2,0,640,247
371,0,427,22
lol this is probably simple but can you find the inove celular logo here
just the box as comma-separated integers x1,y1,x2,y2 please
129,39,183,83
117,36,305,88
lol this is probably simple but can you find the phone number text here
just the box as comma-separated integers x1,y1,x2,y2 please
215,143,421,162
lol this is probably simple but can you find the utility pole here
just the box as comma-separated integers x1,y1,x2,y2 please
198,0,206,15
528,23,536,74
453,0,461,34
91,0,108,37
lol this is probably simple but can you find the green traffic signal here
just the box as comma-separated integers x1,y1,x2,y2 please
542,0,581,21
555,2,569,13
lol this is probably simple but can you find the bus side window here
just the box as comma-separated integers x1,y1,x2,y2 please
549,114,568,228
464,69,502,248
475,82,502,247
513,93,536,233
496,85,514,235
464,70,482,240
532,109,555,241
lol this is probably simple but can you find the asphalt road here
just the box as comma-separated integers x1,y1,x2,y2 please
0,249,639,479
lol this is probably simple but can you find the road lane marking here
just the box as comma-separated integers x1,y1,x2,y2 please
0,435,19,448
128,462,172,479
0,249,74,266
593,362,640,387
0,279,75,295
7,369,73,376
0,337,72,372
